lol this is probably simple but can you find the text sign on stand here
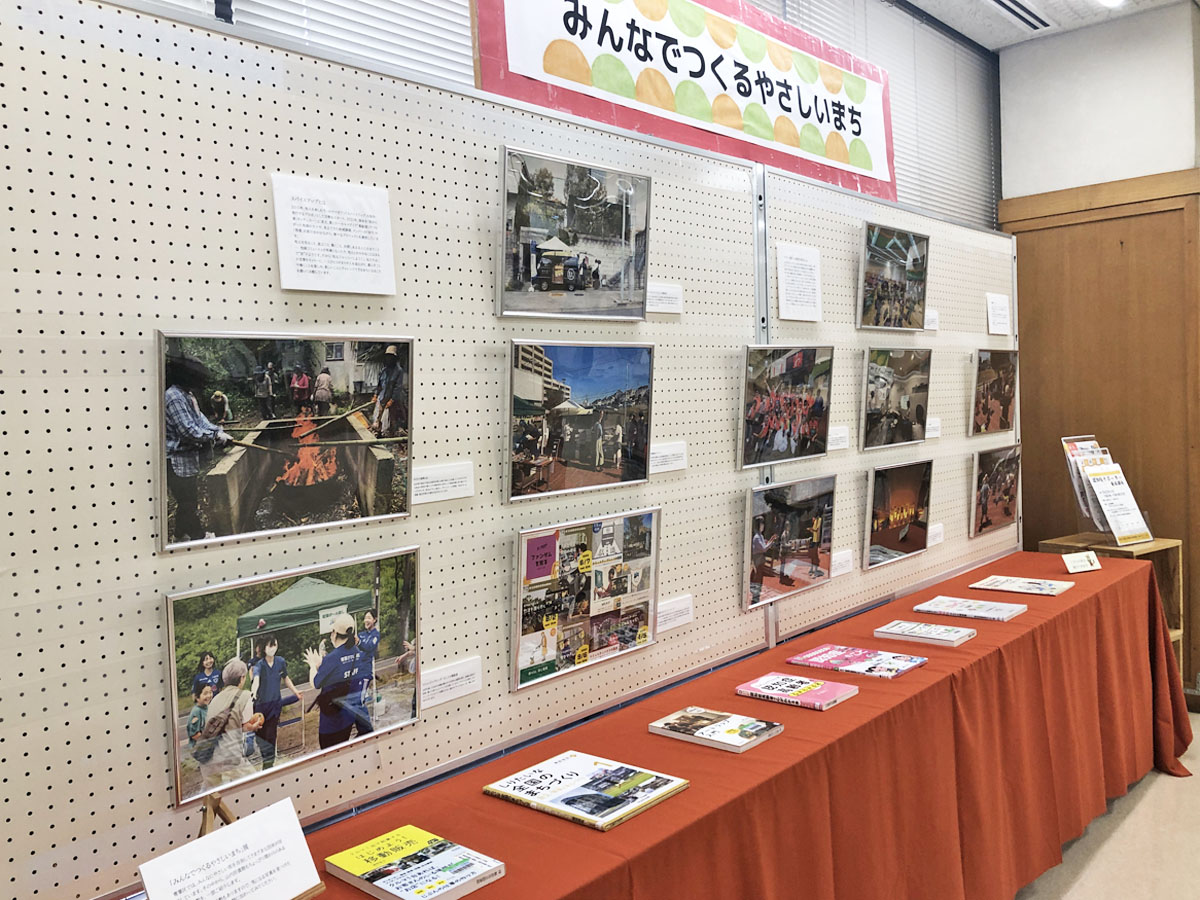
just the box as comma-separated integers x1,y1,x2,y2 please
139,798,322,900
1082,463,1153,545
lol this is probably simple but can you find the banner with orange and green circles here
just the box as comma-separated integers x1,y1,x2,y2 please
476,0,895,200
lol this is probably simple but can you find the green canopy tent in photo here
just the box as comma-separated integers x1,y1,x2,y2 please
235,575,374,645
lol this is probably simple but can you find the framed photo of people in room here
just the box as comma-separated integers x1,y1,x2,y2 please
972,446,1021,537
744,475,836,610
739,346,833,469
856,223,930,331
860,348,932,450
864,459,932,570
512,508,660,689
971,349,1018,436
165,547,419,806
156,332,414,551
507,340,654,501
498,147,651,321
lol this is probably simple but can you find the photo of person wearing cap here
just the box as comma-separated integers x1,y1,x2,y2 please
371,344,407,437
303,612,373,749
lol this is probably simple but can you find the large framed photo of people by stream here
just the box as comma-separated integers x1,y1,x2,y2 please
157,332,413,550
165,547,419,805
498,146,651,320
740,346,833,468
508,340,653,501
745,475,836,610
513,508,660,689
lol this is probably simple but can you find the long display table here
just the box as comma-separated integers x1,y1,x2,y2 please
305,552,1192,900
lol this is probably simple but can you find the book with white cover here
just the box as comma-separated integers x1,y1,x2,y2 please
913,595,1026,622
648,706,783,753
969,575,1074,596
874,619,976,647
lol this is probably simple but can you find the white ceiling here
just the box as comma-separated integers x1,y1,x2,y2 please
901,0,1184,50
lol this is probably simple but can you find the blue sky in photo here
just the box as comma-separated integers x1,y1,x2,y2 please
541,345,651,404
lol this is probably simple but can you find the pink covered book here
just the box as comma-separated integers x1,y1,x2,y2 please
734,672,858,711
786,643,927,679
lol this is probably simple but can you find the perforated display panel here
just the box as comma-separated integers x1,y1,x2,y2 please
1,3,1013,899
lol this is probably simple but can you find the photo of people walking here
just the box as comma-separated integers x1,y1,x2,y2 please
972,350,1017,435
741,346,832,468
858,223,929,331
972,446,1020,535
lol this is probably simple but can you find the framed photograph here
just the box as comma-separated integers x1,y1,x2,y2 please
857,223,930,331
861,348,932,450
498,147,651,320
165,547,419,806
744,475,836,610
513,508,660,689
508,341,653,501
864,459,932,569
158,332,413,550
972,446,1021,536
971,349,1018,436
740,346,833,469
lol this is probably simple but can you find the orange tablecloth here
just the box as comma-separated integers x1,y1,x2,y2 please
306,552,1192,900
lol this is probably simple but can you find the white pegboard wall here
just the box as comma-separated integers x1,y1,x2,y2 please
0,3,1013,900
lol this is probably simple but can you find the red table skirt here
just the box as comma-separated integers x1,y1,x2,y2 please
306,552,1192,900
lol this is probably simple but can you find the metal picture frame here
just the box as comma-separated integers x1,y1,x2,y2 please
738,345,834,470
743,474,836,610
156,330,415,551
971,445,1021,537
164,545,420,807
859,347,933,452
855,221,931,332
863,459,933,570
969,348,1019,437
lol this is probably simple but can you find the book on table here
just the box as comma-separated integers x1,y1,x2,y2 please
912,595,1027,621
874,619,976,647
968,574,1074,596
483,750,688,831
324,825,504,900
734,672,858,710
786,643,928,679
648,706,783,752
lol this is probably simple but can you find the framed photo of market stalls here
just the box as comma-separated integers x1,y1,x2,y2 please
512,508,661,690
157,331,414,551
164,546,419,806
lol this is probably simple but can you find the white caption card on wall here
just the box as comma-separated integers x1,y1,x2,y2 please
649,441,688,474
986,292,1011,335
421,656,483,708
776,242,822,321
271,173,396,294
656,594,694,632
412,460,476,504
646,283,684,314
139,798,319,900
829,549,853,578
826,426,850,451
925,417,941,439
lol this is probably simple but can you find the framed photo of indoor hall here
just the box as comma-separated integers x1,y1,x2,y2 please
157,332,414,550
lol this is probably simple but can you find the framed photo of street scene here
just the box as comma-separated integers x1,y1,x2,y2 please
508,340,653,501
744,475,835,610
498,146,651,321
865,459,932,570
512,508,660,690
165,547,419,806
972,446,1021,537
971,349,1018,436
740,346,833,469
157,332,413,551
861,348,932,451
856,223,930,331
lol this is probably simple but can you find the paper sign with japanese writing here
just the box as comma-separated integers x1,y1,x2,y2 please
477,0,895,200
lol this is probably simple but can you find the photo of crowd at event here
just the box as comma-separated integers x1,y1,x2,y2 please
972,350,1017,435
973,446,1020,536
746,475,835,609
863,348,931,449
160,335,411,548
866,460,932,568
168,551,418,804
516,511,658,688
510,343,652,499
501,148,650,319
741,346,832,468
858,224,929,330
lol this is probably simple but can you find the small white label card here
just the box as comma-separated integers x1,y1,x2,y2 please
925,416,941,439
270,172,396,294
1081,463,1153,545
1062,551,1102,574
775,242,822,321
420,655,483,709
986,292,1011,335
646,282,684,314
139,798,320,900
928,523,945,546
656,593,694,632
826,425,850,451
924,308,939,330
412,460,475,505
648,441,687,474
829,549,853,578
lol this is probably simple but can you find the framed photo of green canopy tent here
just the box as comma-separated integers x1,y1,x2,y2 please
164,547,419,805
